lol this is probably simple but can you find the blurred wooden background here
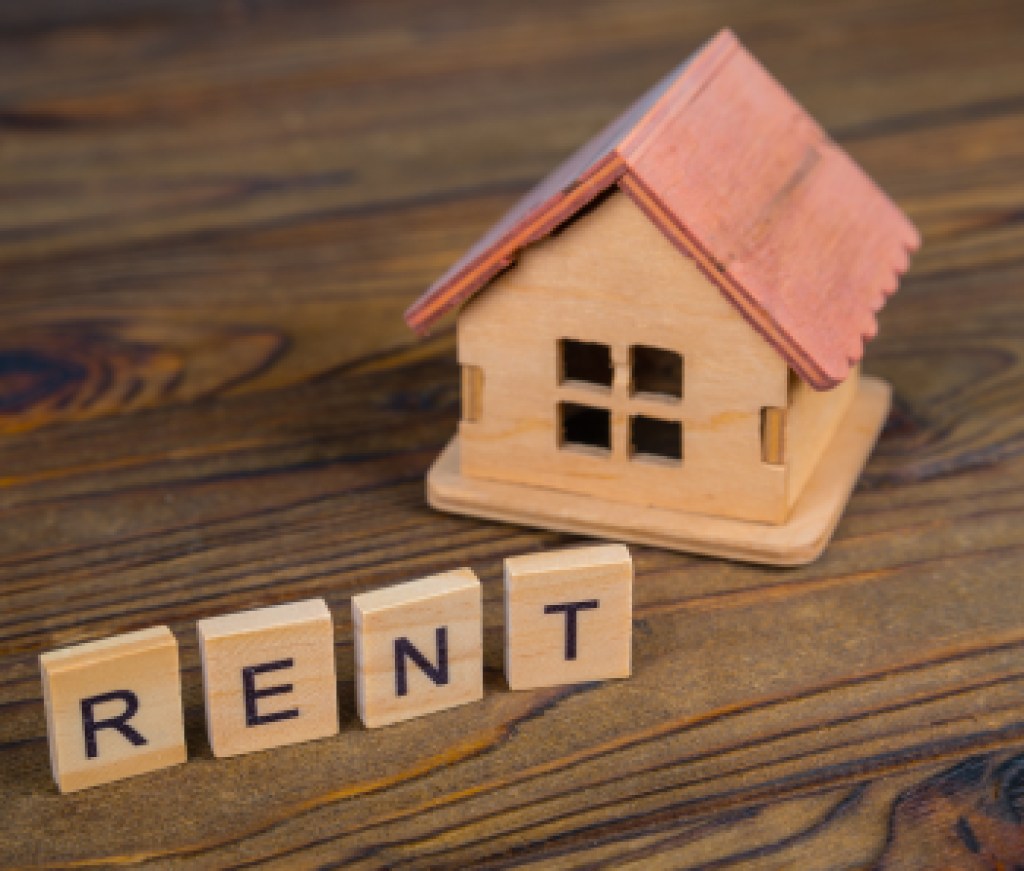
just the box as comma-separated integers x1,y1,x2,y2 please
2,0,1024,866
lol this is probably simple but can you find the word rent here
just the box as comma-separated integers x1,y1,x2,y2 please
40,545,632,793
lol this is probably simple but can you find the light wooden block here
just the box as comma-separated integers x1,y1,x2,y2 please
197,598,338,758
352,568,482,728
40,626,186,793
504,544,632,690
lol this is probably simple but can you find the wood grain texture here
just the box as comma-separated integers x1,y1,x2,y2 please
2,0,1024,866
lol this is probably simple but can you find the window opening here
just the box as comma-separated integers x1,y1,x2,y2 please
631,415,682,463
631,345,682,399
560,402,611,453
560,339,613,388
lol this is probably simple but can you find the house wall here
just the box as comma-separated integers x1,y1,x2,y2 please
785,365,860,509
456,191,794,524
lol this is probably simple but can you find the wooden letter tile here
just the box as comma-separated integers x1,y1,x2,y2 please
40,626,186,793
197,598,338,758
504,544,632,690
352,568,482,728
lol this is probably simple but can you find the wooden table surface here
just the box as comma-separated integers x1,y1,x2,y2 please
2,0,1023,867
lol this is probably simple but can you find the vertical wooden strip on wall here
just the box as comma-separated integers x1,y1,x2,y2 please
462,365,484,422
761,407,786,465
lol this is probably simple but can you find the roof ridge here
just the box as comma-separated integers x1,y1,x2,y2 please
618,29,738,163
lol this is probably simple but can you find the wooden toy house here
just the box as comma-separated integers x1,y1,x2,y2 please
405,29,919,565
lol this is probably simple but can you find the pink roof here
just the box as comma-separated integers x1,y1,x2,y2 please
404,29,920,390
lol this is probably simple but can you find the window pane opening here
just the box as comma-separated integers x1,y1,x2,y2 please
631,415,682,463
560,339,613,388
631,345,682,399
559,402,611,454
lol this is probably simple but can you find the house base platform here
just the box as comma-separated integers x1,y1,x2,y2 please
427,376,892,566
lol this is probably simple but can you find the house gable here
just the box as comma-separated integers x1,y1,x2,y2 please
457,191,793,524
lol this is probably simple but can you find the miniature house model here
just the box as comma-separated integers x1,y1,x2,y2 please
405,30,919,565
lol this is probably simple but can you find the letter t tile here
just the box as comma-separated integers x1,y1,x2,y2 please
504,544,633,690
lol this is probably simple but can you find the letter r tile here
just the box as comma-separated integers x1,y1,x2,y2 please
504,544,632,690
197,598,338,758
40,626,186,793
352,568,482,729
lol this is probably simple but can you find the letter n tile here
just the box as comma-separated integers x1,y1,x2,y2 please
352,569,482,728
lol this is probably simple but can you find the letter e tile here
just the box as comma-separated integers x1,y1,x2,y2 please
197,598,338,758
